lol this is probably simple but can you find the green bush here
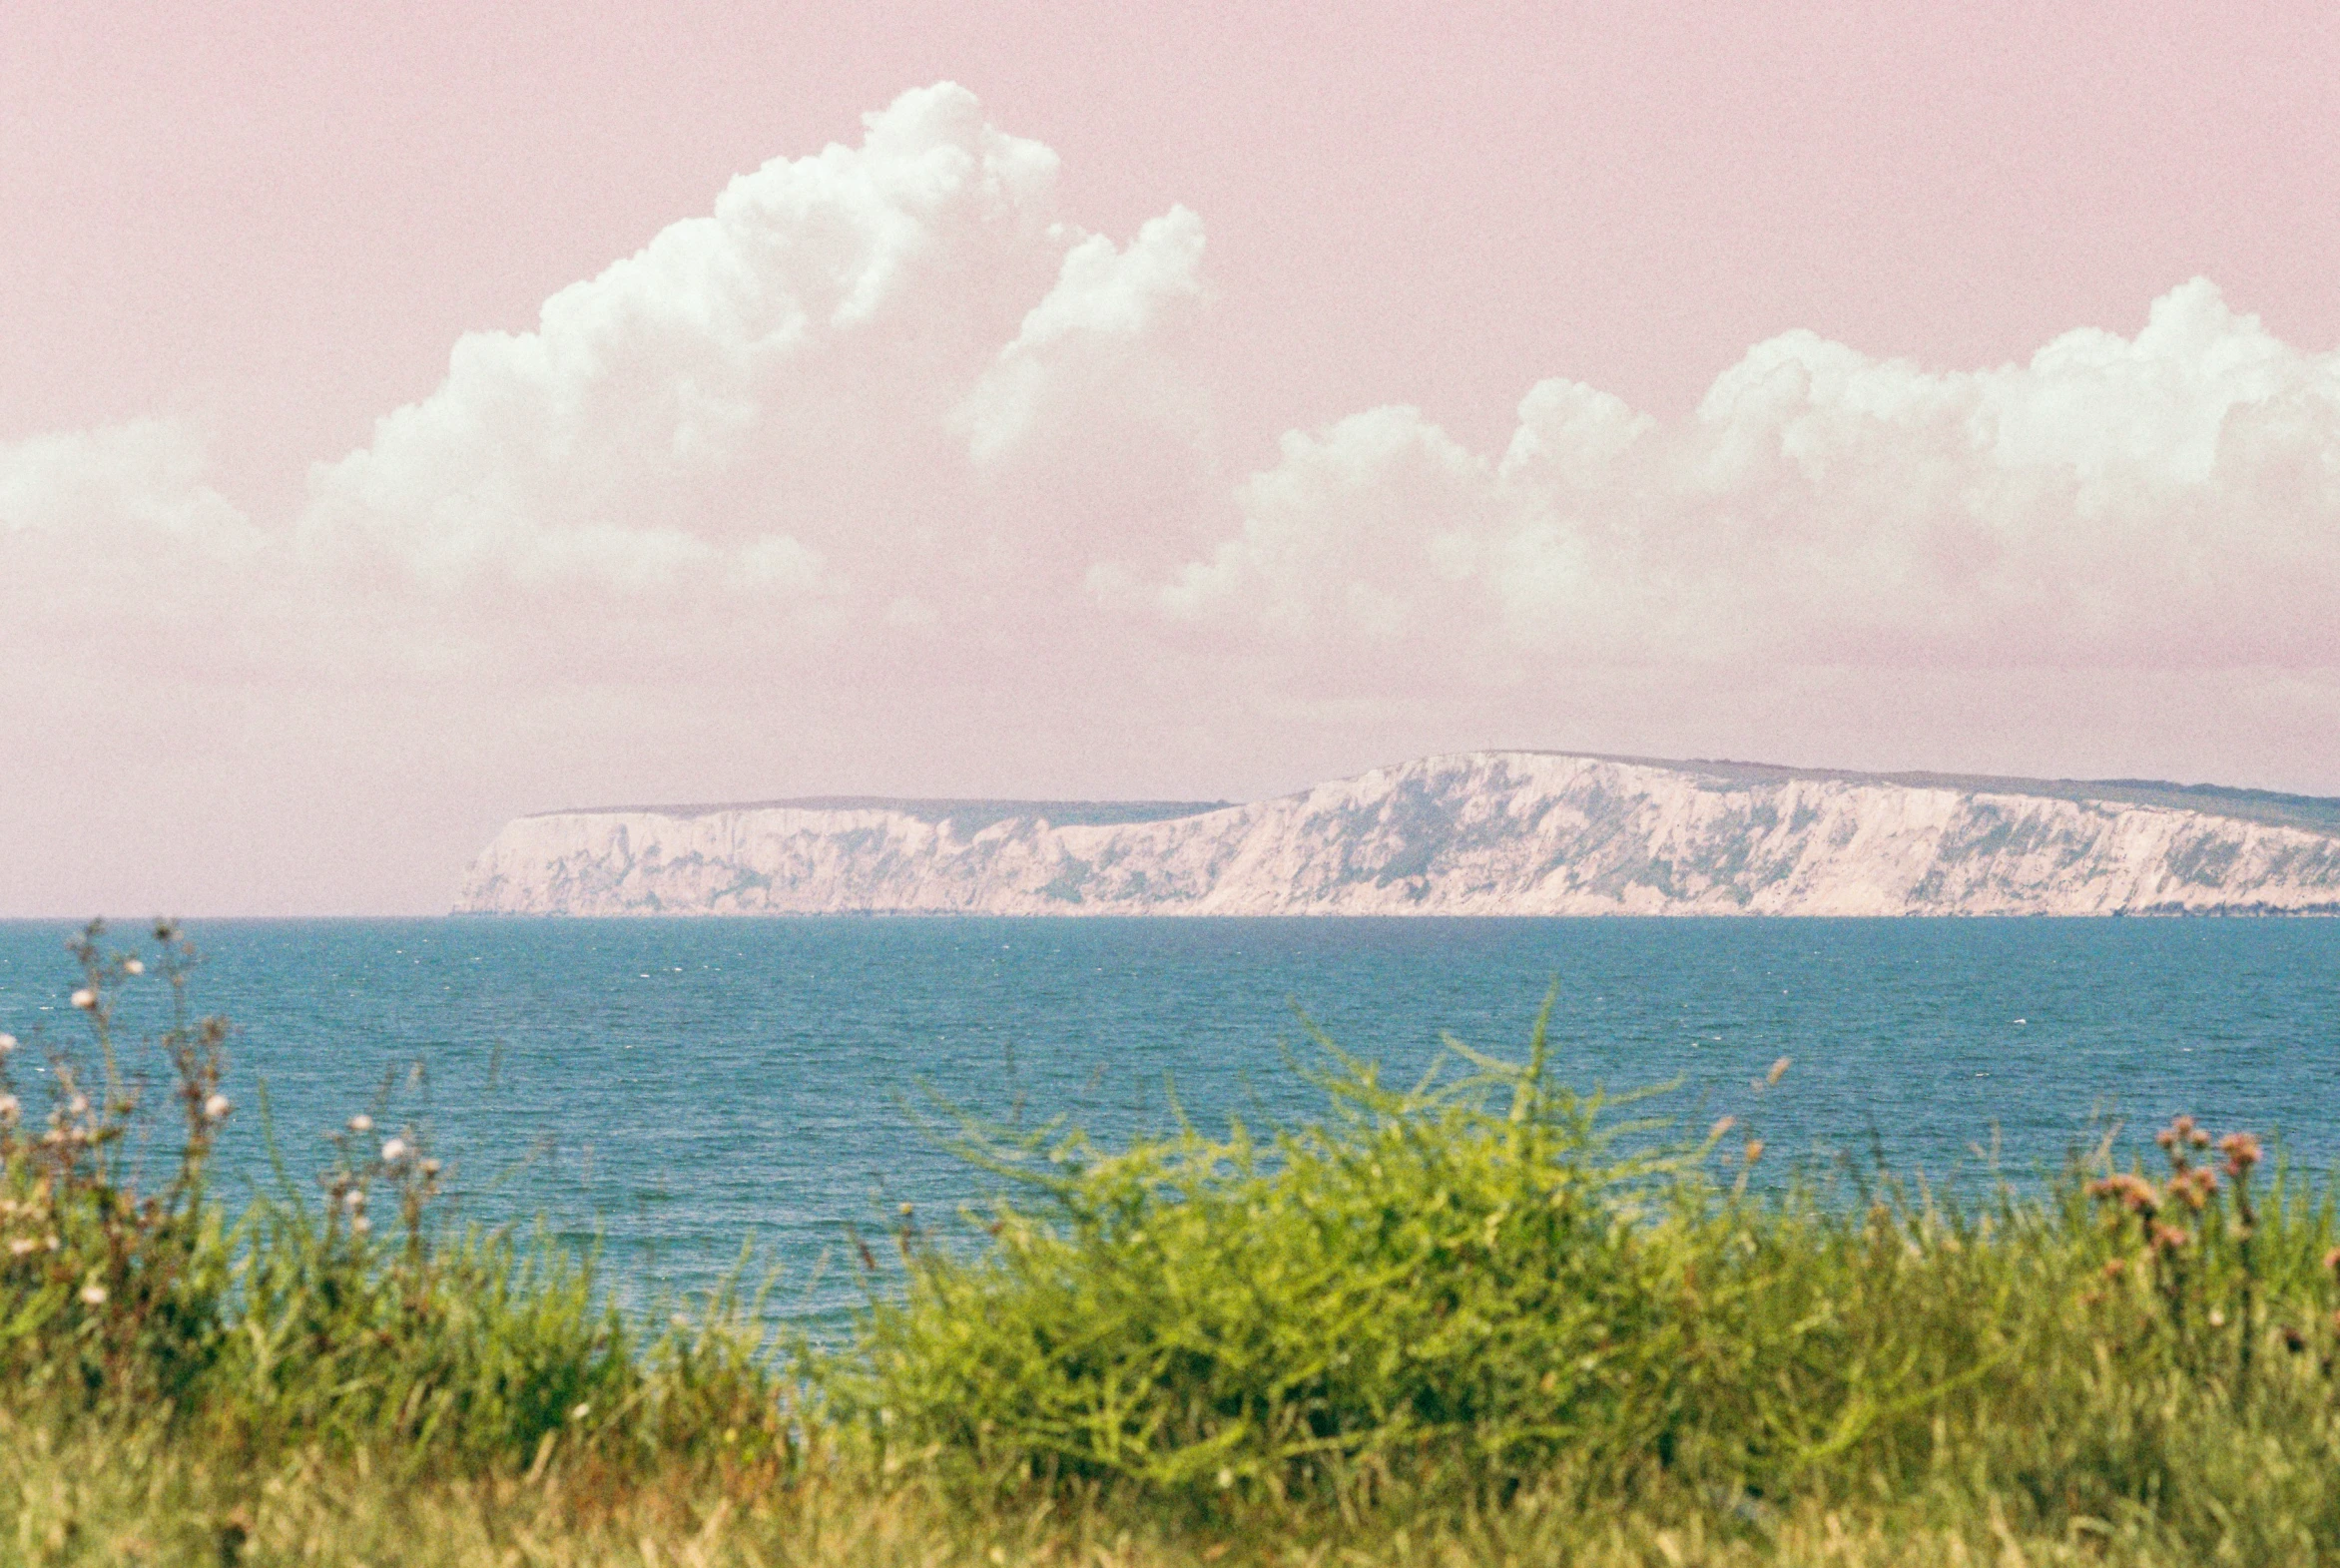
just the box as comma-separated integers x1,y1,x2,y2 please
837,997,2340,1554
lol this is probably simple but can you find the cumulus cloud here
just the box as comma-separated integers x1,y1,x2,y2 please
0,419,283,662
302,83,1210,654
1135,279,2340,677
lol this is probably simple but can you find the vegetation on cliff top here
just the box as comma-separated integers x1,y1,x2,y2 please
9,922,2340,1564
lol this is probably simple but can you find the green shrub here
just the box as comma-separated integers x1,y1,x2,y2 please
837,995,2340,1554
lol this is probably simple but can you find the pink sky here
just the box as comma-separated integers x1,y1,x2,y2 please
4,1,2339,915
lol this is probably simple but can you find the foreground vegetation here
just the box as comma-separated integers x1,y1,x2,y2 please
9,924,2340,1563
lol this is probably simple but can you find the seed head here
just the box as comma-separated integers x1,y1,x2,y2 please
1743,1139,1766,1165
123,959,144,976
347,1114,374,1134
380,1137,408,1164
69,989,95,1010
204,1094,232,1122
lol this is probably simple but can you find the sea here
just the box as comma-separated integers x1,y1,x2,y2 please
2,916,2336,1324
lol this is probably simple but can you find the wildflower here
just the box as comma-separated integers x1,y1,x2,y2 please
0,1033,15,1054
204,1094,232,1121
123,959,144,976
69,989,95,1010
1743,1139,1765,1165
0,1095,17,1123
67,1094,89,1117
343,1189,366,1211
380,1137,408,1164
351,1216,370,1236
2150,1223,2190,1253
2089,1174,2159,1216
1767,1056,1791,1086
2174,1168,2217,1210
2221,1132,2263,1177
2208,1308,2227,1328
7,1239,34,1258
348,1114,373,1133
79,1284,107,1307
1707,1115,1736,1141
419,1158,441,1178
570,1402,591,1421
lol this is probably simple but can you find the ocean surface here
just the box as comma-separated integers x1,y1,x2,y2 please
2,916,2337,1323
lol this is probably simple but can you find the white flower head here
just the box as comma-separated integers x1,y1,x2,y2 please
380,1137,408,1164
123,959,144,976
79,1283,107,1307
0,1033,16,1054
67,1094,89,1116
343,1188,366,1210
69,989,95,1010
204,1094,232,1122
347,1114,374,1133
0,1094,18,1122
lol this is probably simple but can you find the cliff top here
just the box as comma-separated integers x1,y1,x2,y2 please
523,752,2340,839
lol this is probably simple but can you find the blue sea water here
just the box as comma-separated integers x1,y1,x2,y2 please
2,916,2337,1322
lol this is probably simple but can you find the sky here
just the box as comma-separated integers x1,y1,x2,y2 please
4,0,2339,916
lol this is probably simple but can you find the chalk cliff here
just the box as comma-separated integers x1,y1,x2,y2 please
454,753,2340,917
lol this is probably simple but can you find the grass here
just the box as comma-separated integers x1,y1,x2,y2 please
10,922,2340,1563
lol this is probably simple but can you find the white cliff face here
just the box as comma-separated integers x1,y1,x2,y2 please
454,754,2340,917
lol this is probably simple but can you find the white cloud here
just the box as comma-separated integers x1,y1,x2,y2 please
1136,279,2340,676
954,206,1207,465
0,419,278,660
301,83,1208,643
